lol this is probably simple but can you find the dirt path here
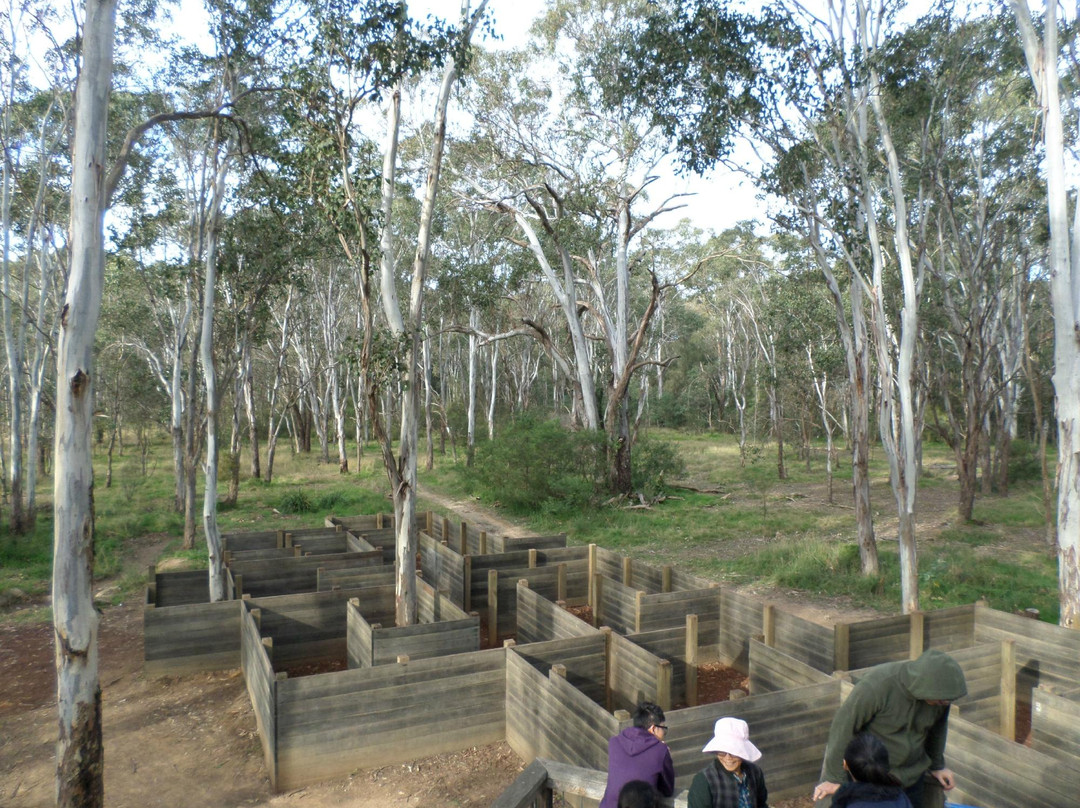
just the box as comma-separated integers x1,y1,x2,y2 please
0,595,525,808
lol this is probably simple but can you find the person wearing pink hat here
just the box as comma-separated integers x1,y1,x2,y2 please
687,716,769,808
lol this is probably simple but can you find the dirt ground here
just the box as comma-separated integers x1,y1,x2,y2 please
1,483,984,808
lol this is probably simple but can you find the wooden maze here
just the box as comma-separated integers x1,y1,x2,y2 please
143,510,1080,808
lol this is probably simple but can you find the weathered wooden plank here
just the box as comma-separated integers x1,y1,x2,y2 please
947,717,1076,808
1031,687,1080,772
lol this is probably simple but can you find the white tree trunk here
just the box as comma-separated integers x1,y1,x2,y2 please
201,149,229,603
1011,0,1080,628
380,0,487,626
467,309,478,465
488,340,498,441
53,1,116,803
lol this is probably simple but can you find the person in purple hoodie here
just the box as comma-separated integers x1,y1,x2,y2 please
599,702,676,808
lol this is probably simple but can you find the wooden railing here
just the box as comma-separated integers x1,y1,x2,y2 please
491,758,688,808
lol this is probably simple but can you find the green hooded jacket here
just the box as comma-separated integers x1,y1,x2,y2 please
822,649,968,788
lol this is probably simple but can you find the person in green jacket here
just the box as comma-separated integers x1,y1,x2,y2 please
812,649,967,808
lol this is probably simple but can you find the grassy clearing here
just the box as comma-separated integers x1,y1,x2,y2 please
0,429,1062,624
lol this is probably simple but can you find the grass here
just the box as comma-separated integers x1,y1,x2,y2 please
0,428,1063,625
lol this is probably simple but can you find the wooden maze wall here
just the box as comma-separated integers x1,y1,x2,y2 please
144,510,1080,807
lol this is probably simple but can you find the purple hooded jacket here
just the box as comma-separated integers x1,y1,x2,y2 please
598,726,676,808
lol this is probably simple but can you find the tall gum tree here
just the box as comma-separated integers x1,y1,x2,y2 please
54,2,115,802
602,0,884,575
1010,0,1080,628
376,0,488,624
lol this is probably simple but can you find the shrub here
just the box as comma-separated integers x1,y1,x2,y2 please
1007,438,1042,483
468,416,608,512
278,488,315,514
632,434,686,497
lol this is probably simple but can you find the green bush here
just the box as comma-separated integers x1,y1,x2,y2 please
468,416,608,513
1007,439,1042,483
632,434,686,497
278,488,315,514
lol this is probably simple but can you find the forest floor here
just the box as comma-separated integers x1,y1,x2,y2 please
0,479,995,808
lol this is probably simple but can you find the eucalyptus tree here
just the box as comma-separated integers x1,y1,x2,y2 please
613,2,974,601
0,0,72,533
1010,0,1080,628
463,3,694,495
54,0,116,800
886,12,1039,523
283,0,486,624
763,0,937,609
376,0,489,624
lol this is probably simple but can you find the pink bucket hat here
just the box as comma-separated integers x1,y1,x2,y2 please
701,717,761,761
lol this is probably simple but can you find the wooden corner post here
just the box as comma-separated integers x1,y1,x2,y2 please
488,569,499,648
834,622,850,673
686,614,699,707
588,544,597,611
909,611,925,659
1000,638,1016,740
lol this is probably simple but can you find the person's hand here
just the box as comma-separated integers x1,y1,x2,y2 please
812,781,840,802
930,768,956,790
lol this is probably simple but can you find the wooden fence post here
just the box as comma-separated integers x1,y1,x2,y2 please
657,659,672,712
479,531,488,555
251,607,261,629
593,574,604,627
234,574,244,599
909,611,925,659
262,636,273,664
662,565,672,593
529,549,537,569
442,516,451,544
622,557,633,587
376,512,385,529
763,603,776,647
602,626,613,711
557,563,567,602
588,544,597,611
834,622,850,673
460,521,468,556
1001,639,1016,740
276,530,285,548
635,590,645,634
464,557,473,613
488,569,499,648
686,614,699,707
284,531,293,548
551,663,566,680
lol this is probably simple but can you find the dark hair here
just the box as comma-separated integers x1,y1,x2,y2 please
618,779,660,808
843,733,901,787
632,702,665,730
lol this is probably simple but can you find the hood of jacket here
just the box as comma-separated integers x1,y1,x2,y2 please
613,726,662,757
899,649,967,702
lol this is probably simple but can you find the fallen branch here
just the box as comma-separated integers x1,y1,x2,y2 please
669,482,726,494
